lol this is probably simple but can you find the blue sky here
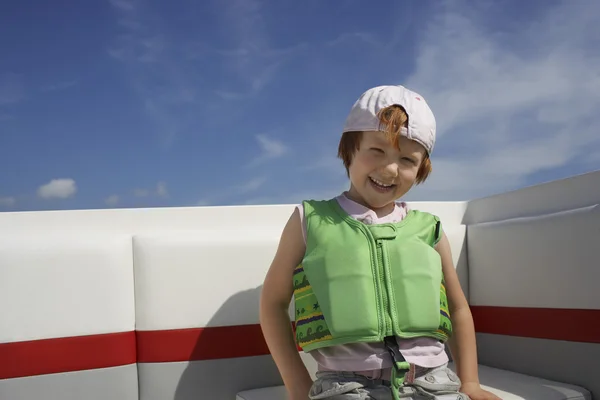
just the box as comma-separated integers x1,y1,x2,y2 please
1,0,599,211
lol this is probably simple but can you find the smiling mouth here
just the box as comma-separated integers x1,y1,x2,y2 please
369,177,396,191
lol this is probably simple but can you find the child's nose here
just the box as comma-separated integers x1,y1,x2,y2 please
381,162,399,178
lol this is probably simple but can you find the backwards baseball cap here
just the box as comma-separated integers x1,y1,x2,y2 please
342,85,436,154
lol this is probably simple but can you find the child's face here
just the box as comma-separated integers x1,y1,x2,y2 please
346,131,426,213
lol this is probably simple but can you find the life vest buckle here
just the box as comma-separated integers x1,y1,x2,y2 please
384,336,407,368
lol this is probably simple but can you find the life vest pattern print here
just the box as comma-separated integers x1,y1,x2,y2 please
438,280,452,338
293,264,333,348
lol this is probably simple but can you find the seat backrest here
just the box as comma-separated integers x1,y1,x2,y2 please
463,171,600,399
132,229,287,400
0,232,139,400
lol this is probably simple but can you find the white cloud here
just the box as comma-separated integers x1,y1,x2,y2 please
156,181,168,197
105,195,120,206
109,0,135,11
197,176,268,206
37,178,77,199
107,0,305,149
132,181,167,198
256,134,287,157
213,0,306,99
102,181,167,208
107,1,198,148
401,0,600,200
237,177,267,194
0,196,16,207
247,134,289,167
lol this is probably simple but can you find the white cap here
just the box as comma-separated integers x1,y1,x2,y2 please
342,85,436,154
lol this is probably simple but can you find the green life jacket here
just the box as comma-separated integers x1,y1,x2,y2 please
293,198,452,352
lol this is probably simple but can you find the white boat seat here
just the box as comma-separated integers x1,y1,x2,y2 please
236,363,591,400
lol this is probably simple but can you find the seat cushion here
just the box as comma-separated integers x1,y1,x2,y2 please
472,364,591,400
236,385,288,400
236,363,591,400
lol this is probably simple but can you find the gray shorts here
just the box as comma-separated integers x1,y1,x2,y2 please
308,363,470,400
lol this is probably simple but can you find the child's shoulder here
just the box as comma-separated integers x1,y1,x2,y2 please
291,196,335,241
402,205,442,232
401,202,440,219
299,197,338,206
298,196,341,213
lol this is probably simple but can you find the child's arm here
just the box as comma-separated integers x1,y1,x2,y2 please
435,231,501,400
260,208,313,400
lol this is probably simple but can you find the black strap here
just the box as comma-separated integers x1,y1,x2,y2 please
384,336,408,370
434,220,441,242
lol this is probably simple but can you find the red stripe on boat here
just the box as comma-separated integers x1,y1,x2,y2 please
2,307,599,378
0,331,136,379
136,324,271,362
470,306,600,344
136,323,301,362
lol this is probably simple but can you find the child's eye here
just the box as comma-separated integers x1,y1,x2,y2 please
370,148,384,153
402,157,415,164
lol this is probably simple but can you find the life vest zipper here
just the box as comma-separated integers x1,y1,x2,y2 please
378,239,409,400
376,240,392,336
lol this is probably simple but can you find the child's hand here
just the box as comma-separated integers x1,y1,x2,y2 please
460,382,502,399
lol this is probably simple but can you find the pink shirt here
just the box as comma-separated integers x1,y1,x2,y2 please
295,193,448,374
